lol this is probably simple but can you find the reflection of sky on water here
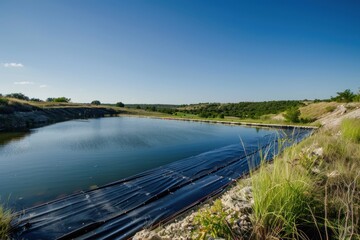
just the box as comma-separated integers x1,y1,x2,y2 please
0,117,276,210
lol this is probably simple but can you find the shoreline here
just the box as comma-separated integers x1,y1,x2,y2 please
0,107,118,132
120,114,319,130
0,107,318,133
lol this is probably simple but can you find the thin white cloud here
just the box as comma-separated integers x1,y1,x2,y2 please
3,62,24,68
14,81,34,85
39,84,47,88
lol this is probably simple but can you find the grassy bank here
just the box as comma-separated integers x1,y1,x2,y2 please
138,116,359,240
4,97,359,130
188,118,360,240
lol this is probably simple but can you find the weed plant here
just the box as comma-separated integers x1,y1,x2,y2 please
194,199,238,240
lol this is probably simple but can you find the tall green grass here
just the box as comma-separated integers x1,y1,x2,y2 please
251,148,320,239
185,118,360,239
341,118,360,143
0,205,11,240
250,118,360,239
320,122,360,240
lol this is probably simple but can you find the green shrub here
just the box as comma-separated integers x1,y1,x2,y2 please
325,106,336,113
0,98,8,106
283,107,300,123
116,102,125,107
341,119,360,143
354,94,360,102
194,199,237,239
300,117,315,123
53,97,71,103
91,100,101,105
5,93,29,101
46,97,71,103
331,89,356,103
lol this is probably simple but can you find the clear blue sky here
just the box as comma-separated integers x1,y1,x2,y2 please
1,0,359,104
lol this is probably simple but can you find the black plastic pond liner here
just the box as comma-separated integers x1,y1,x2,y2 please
11,128,312,240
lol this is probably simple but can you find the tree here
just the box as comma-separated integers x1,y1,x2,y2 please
331,89,355,103
116,102,125,107
354,88,360,102
91,100,101,105
47,97,71,103
283,107,300,123
6,93,29,101
53,97,71,103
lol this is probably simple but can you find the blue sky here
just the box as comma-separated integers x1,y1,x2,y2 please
1,0,359,104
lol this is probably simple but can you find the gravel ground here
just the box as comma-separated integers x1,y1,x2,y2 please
133,179,253,240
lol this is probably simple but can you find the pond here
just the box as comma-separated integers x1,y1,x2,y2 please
0,116,282,210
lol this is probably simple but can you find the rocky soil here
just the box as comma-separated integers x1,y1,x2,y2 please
0,107,117,131
133,180,253,240
317,104,360,128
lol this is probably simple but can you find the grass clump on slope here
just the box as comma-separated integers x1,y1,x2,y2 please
251,146,320,239
0,204,11,240
251,119,360,239
341,118,360,143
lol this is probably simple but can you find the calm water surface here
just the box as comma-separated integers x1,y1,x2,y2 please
0,117,276,210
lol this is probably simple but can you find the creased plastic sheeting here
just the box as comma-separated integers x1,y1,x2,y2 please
11,128,312,240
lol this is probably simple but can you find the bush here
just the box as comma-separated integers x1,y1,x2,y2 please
283,107,300,123
331,89,356,103
116,102,125,107
194,200,237,239
0,98,8,106
47,97,71,103
341,119,360,143
5,93,29,101
53,97,71,103
325,106,336,113
91,100,101,105
354,94,360,102
300,117,315,123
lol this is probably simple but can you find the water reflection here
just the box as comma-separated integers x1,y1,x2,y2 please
0,131,30,147
0,117,276,210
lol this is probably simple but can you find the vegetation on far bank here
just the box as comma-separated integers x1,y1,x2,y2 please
1,89,359,126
